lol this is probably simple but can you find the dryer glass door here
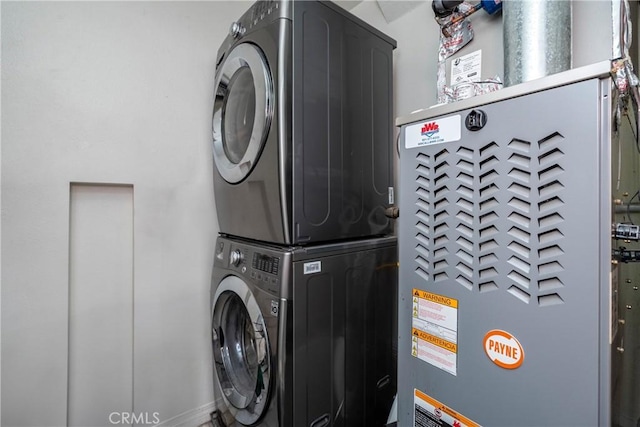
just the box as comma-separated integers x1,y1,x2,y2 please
212,276,271,425
212,43,273,184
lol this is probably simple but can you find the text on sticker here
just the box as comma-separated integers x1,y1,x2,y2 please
303,261,321,275
487,339,519,361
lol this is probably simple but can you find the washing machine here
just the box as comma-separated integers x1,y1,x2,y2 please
211,0,397,245
211,234,398,426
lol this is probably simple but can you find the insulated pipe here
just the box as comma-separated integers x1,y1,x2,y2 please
503,0,572,87
615,204,640,214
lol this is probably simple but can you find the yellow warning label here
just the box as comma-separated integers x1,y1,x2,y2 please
413,289,458,308
412,328,458,353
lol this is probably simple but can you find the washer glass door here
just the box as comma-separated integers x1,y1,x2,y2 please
212,43,273,184
212,276,271,425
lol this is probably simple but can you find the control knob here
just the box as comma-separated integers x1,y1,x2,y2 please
230,249,244,266
229,21,245,39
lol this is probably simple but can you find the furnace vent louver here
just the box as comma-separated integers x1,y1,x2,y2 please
412,132,567,306
535,132,566,306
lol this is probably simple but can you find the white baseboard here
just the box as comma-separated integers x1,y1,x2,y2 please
155,401,216,427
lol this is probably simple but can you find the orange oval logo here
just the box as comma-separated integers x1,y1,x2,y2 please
483,329,524,369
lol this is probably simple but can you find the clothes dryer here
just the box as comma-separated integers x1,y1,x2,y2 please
210,234,398,426
212,0,397,245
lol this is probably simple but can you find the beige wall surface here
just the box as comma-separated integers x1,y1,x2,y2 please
1,2,248,425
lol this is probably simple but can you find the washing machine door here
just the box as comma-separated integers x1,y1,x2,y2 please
212,275,271,425
212,43,273,184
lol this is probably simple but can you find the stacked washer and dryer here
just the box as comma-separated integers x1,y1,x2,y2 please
209,1,398,426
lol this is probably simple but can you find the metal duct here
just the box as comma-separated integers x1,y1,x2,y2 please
503,0,572,87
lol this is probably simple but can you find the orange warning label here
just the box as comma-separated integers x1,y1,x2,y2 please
412,328,458,353
413,289,458,308
414,389,482,427
411,288,458,375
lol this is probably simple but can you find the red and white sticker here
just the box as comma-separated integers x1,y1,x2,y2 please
483,329,524,369
414,389,481,427
405,115,461,148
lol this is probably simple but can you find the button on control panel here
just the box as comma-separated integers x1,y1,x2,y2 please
230,249,244,266
251,0,277,24
229,21,245,39
251,252,280,289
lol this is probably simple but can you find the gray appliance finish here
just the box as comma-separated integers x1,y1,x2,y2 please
212,0,397,245
396,61,634,426
211,235,398,426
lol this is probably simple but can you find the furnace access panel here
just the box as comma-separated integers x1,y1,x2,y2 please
397,63,636,426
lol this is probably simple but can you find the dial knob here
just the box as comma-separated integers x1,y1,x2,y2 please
229,21,245,39
230,249,244,266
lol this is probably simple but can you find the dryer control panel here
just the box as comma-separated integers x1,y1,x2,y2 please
229,0,281,39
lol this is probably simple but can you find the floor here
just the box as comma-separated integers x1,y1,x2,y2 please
200,417,224,427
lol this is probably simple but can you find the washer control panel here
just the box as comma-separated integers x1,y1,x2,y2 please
252,253,280,275
216,239,281,295
249,252,280,293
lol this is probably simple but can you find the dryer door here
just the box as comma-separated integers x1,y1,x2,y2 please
212,43,273,184
211,275,271,425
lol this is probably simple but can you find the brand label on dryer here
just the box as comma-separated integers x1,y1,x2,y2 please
405,115,461,149
303,261,322,275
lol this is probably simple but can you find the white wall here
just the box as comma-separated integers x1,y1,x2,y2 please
1,2,249,426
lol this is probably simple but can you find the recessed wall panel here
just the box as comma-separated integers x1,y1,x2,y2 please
68,184,133,427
